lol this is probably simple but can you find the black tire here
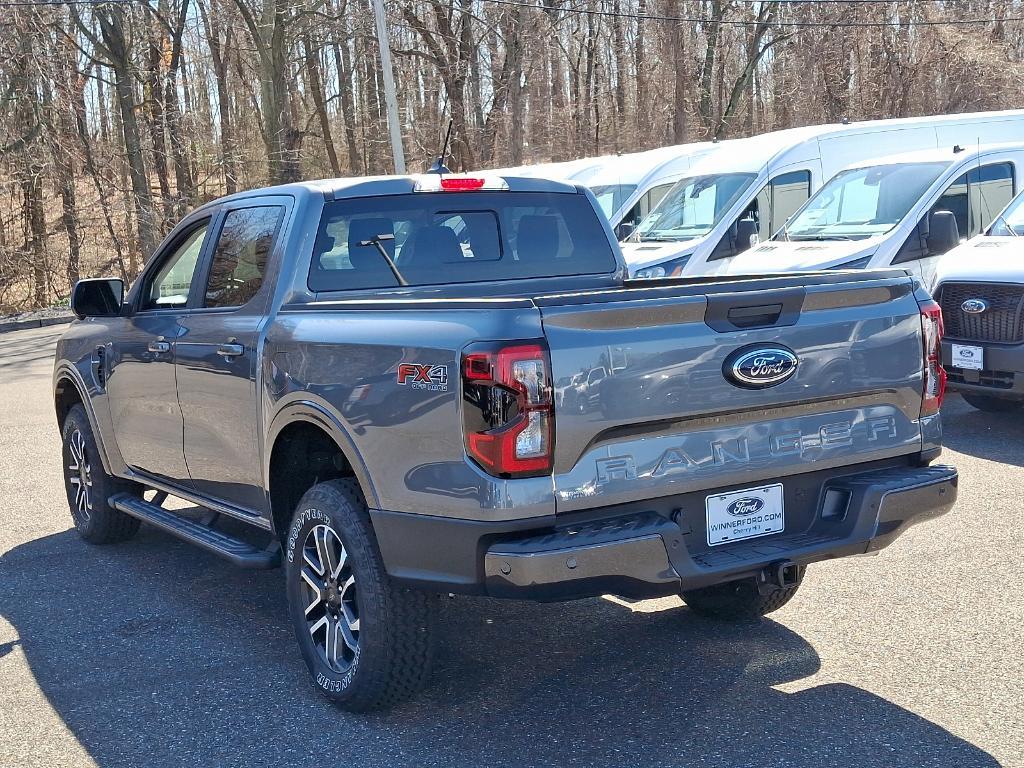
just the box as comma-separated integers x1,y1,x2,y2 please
681,567,806,620
962,393,1023,413
284,478,434,711
61,403,141,544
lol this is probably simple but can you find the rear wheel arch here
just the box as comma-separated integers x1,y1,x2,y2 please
266,404,378,543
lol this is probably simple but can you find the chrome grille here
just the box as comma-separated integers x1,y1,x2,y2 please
938,282,1024,343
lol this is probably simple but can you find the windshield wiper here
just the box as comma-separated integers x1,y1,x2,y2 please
360,234,408,286
790,234,854,242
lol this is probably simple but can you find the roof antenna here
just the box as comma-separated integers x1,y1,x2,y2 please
427,119,454,175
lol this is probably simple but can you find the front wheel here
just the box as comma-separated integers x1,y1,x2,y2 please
284,479,435,711
61,404,141,544
962,393,1023,413
682,567,806,620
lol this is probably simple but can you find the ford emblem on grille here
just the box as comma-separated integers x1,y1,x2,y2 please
961,298,989,314
727,497,765,517
724,344,799,389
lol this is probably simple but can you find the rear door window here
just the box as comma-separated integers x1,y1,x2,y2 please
204,206,284,309
308,191,617,292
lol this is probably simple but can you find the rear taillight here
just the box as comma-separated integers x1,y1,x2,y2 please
461,342,554,477
920,299,946,417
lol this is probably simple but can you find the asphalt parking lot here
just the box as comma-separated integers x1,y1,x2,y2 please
0,323,1021,768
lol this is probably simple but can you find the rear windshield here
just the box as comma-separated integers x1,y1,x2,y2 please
308,191,617,292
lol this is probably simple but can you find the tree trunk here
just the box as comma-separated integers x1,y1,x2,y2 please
303,33,341,175
96,7,160,265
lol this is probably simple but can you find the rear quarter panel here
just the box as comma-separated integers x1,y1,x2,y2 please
264,302,555,521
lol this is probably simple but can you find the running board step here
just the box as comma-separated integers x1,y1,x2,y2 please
110,494,280,569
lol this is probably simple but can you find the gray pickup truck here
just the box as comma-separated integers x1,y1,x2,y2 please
54,173,957,710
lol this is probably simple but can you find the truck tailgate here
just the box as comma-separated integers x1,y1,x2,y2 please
536,273,927,513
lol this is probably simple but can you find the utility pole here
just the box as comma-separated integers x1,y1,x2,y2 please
370,0,406,174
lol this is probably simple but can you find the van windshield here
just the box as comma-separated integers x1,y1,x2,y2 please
589,184,638,218
784,162,949,241
633,173,756,242
988,191,1024,236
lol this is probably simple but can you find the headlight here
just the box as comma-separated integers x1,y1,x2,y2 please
633,255,691,279
827,256,873,270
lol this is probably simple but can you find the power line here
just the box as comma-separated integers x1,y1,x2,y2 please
479,0,1024,27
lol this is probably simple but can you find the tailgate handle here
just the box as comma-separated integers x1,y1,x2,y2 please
727,303,783,328
705,287,805,332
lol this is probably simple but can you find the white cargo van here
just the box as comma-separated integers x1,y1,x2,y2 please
728,143,1024,285
623,110,1024,278
569,143,718,235
486,143,720,233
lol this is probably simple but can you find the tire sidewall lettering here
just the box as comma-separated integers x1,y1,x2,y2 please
285,506,332,563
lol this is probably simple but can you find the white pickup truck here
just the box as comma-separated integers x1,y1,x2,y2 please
932,189,1024,411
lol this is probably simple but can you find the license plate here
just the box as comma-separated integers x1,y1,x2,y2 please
951,344,983,371
706,483,784,547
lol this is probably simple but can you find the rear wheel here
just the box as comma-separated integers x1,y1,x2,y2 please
61,404,141,544
682,568,805,620
962,393,1023,413
284,478,435,711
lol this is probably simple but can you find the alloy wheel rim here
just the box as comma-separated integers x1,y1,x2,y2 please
67,429,92,522
300,524,359,673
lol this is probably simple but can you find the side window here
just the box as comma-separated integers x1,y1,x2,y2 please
928,163,1014,243
143,222,209,310
931,172,969,239
969,163,1014,234
768,170,812,235
746,171,811,240
204,206,283,309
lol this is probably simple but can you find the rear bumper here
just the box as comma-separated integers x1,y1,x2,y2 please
371,463,957,601
942,338,1024,398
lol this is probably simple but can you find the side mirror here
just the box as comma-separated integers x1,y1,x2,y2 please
927,210,960,255
615,222,636,241
735,219,760,253
71,278,124,319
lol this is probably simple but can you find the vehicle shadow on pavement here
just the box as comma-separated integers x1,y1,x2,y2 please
0,527,999,768
940,394,1024,467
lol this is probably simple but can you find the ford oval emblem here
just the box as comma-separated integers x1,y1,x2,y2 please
724,345,799,389
727,497,765,517
961,298,988,314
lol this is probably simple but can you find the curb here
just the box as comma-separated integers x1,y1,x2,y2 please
0,315,73,334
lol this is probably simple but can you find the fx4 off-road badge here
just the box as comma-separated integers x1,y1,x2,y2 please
397,363,449,392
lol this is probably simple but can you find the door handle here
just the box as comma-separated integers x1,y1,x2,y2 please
217,342,245,358
148,338,171,354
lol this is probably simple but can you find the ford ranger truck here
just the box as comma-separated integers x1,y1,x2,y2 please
932,187,1024,412
53,173,958,711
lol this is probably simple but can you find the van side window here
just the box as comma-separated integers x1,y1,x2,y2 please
622,182,675,228
749,171,812,240
931,171,969,238
767,171,812,236
969,163,1014,234
931,163,1014,240
895,162,1015,264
